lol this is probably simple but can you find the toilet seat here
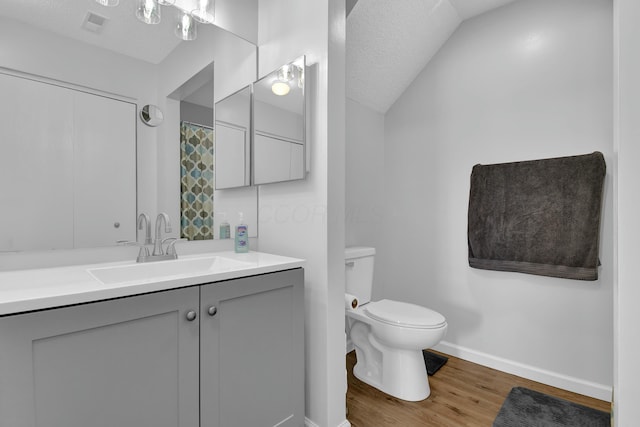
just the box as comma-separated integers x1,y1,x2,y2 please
364,299,446,329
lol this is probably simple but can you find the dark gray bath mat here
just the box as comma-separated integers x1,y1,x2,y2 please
493,387,610,427
422,350,448,376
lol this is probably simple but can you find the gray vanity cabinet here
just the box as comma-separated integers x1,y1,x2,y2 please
0,286,200,427
200,268,305,427
0,268,304,427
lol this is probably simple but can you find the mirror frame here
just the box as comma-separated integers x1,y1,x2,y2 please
140,104,164,127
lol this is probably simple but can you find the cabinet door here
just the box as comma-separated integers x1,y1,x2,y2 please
0,287,200,427
200,269,305,427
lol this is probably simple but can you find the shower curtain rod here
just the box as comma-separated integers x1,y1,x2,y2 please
181,120,213,130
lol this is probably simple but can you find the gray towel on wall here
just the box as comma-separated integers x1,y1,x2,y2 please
467,152,606,281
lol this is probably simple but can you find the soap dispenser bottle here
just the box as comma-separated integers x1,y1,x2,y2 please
219,213,230,239
234,212,249,253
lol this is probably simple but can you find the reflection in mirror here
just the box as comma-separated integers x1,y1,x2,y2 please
0,70,137,251
169,63,215,240
252,56,306,185
215,85,251,189
140,105,164,127
0,1,258,251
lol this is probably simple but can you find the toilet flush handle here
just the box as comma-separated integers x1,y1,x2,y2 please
345,261,355,268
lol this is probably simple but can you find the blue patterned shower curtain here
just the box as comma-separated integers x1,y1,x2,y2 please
180,121,214,240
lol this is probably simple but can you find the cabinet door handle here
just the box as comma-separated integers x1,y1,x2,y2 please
186,310,197,321
207,306,217,316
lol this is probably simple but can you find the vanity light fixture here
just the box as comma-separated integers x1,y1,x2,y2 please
136,0,161,25
296,65,304,89
271,64,294,96
276,64,294,83
176,12,197,41
96,0,215,41
271,63,304,96
191,0,215,24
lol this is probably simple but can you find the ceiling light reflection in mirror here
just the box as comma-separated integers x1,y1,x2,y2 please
96,0,215,40
253,56,306,185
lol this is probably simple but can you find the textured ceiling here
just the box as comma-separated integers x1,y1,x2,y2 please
347,0,518,113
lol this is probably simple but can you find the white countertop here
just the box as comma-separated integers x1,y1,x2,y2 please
0,251,304,316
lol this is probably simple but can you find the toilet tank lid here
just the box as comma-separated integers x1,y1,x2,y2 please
345,246,376,259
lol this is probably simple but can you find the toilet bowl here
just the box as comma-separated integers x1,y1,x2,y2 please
345,247,447,402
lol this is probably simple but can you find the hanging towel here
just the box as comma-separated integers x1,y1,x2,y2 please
467,152,606,280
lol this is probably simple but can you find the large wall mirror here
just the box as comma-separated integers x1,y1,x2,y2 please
253,56,306,185
0,0,258,251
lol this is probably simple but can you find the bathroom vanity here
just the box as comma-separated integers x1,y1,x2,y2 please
0,252,304,427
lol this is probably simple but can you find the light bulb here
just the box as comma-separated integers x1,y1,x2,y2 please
136,0,161,24
295,65,304,89
271,82,290,96
277,64,294,82
176,13,197,41
192,0,215,23
95,0,119,6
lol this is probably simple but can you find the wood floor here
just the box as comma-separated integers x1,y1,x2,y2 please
346,350,610,427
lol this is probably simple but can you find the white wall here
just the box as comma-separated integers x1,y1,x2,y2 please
257,0,347,426
345,99,385,301
254,100,305,141
214,0,259,44
181,101,214,127
381,0,613,399
613,0,640,423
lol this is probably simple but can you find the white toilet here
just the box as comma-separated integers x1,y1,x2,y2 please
345,246,447,402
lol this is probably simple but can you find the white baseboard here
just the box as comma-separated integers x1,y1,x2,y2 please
305,418,351,427
433,341,612,402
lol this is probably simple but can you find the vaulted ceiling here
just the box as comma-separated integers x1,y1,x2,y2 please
347,0,518,113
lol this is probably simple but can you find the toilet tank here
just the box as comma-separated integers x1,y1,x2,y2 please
345,246,376,305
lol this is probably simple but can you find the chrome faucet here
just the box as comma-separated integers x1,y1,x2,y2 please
135,213,152,262
134,213,182,263
153,213,172,256
137,213,152,245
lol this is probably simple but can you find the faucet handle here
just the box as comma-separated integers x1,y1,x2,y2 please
118,240,151,261
162,238,186,256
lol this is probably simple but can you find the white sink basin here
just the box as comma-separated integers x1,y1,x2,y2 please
88,255,251,285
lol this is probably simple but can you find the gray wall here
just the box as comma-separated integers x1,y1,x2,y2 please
350,0,613,398
181,101,214,128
